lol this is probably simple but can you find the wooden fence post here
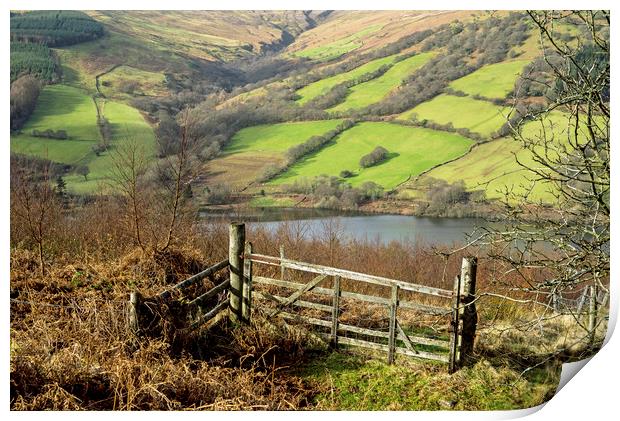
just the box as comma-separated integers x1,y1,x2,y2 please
280,245,286,281
229,223,245,323
242,242,253,323
588,284,598,344
331,276,341,348
387,285,399,364
459,257,478,364
448,275,462,373
129,291,142,335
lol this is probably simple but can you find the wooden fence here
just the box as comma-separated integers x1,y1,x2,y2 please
128,223,480,372
129,258,231,334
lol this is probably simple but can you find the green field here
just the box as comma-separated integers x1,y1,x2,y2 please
293,25,383,61
225,120,344,154
328,52,434,112
398,94,509,137
295,54,398,105
419,112,572,202
449,60,530,99
11,84,156,194
271,122,474,189
11,84,100,163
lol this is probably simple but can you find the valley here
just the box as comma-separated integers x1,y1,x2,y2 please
10,10,586,216
8,10,610,412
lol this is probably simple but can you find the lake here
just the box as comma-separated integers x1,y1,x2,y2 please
199,207,498,246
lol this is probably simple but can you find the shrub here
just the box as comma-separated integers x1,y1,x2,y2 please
204,183,232,205
31,129,69,139
359,146,389,168
76,165,90,181
257,164,285,183
340,170,354,178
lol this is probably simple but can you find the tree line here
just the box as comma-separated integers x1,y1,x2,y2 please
282,174,385,210
10,75,41,131
10,42,60,83
352,13,531,117
10,10,104,47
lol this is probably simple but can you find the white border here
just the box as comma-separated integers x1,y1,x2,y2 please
3,1,618,420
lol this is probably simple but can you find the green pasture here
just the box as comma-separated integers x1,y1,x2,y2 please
11,84,100,163
328,52,434,112
62,100,157,194
11,84,156,194
398,94,509,137
449,60,530,99
225,120,344,154
295,54,397,105
419,112,574,202
270,122,473,190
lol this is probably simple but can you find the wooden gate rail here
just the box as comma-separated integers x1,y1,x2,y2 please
252,276,449,315
129,258,231,334
158,259,229,300
248,253,453,299
252,274,452,363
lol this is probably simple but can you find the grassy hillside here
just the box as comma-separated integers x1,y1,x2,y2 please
88,10,316,63
271,122,474,189
293,25,383,61
53,31,180,95
98,65,167,99
45,11,317,101
64,100,157,194
10,84,156,194
295,54,398,105
328,52,435,112
398,94,509,137
202,120,344,188
415,112,572,202
226,120,344,153
11,84,100,163
286,11,479,59
448,60,531,99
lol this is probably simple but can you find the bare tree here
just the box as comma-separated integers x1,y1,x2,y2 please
110,136,149,252
110,108,203,254
480,11,609,325
10,157,60,276
155,108,203,252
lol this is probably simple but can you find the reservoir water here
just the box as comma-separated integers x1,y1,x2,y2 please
200,208,498,246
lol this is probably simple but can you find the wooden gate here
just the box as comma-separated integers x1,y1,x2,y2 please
129,223,478,373
230,223,478,372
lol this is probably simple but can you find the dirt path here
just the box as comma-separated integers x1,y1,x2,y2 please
92,64,122,143
94,63,123,99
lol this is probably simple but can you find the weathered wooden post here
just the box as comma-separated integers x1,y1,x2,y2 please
242,242,253,323
280,245,286,281
229,223,245,323
387,285,399,364
588,284,598,344
448,275,462,373
459,257,478,364
129,291,142,335
331,276,341,348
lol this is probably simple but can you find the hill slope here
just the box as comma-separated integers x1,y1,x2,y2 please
11,10,577,215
